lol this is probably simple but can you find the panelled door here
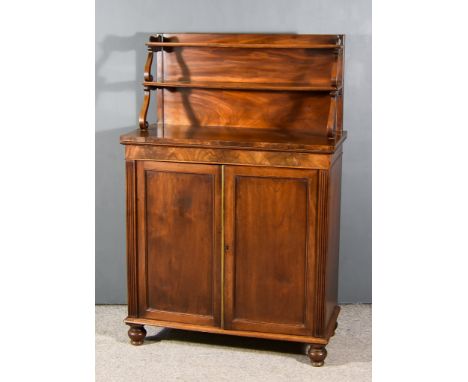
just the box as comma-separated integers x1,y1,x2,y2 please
136,161,222,326
223,166,318,335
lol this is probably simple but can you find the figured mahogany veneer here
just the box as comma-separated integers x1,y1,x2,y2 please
121,125,346,153
121,33,345,367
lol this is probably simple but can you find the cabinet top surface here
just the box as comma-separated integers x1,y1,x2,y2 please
120,124,346,153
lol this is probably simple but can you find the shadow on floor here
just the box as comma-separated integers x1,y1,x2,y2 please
97,305,371,366
140,312,371,367
146,327,308,356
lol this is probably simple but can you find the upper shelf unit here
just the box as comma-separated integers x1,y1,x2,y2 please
138,33,345,139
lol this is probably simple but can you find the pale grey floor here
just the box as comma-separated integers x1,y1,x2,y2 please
96,305,371,382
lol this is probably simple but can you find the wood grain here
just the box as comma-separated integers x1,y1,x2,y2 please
135,161,221,326
125,161,138,317
121,126,346,154
154,33,342,45
162,47,338,86
162,89,332,134
137,33,344,140
138,87,150,129
314,171,329,337
324,155,343,328
223,166,318,336
124,145,335,170
148,42,342,49
122,33,346,367
144,81,340,92
144,49,154,81
124,316,329,345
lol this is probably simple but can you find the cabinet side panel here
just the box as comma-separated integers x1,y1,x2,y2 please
325,155,343,326
314,171,328,336
126,160,138,317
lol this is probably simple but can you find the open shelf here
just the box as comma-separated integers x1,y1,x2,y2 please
121,124,346,153
137,33,344,135
143,81,340,92
146,42,342,49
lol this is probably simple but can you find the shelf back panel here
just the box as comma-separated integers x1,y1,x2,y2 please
163,47,336,86
161,89,331,133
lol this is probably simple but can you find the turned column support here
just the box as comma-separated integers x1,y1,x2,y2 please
308,344,328,367
127,324,147,346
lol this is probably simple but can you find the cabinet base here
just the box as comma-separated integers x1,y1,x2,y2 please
124,306,339,366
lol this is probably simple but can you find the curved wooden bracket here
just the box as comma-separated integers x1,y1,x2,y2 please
144,49,154,81
139,87,151,129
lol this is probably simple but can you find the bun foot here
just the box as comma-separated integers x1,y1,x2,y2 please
308,344,327,367
127,324,146,346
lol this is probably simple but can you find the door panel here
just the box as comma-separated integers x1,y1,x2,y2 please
224,166,318,335
136,161,221,326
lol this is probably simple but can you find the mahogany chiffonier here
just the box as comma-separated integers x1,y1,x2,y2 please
120,33,346,367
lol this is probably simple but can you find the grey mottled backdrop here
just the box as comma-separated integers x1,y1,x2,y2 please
96,0,371,303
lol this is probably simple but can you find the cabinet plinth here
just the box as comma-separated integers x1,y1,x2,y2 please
121,33,345,366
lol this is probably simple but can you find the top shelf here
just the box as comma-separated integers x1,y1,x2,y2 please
146,42,342,49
